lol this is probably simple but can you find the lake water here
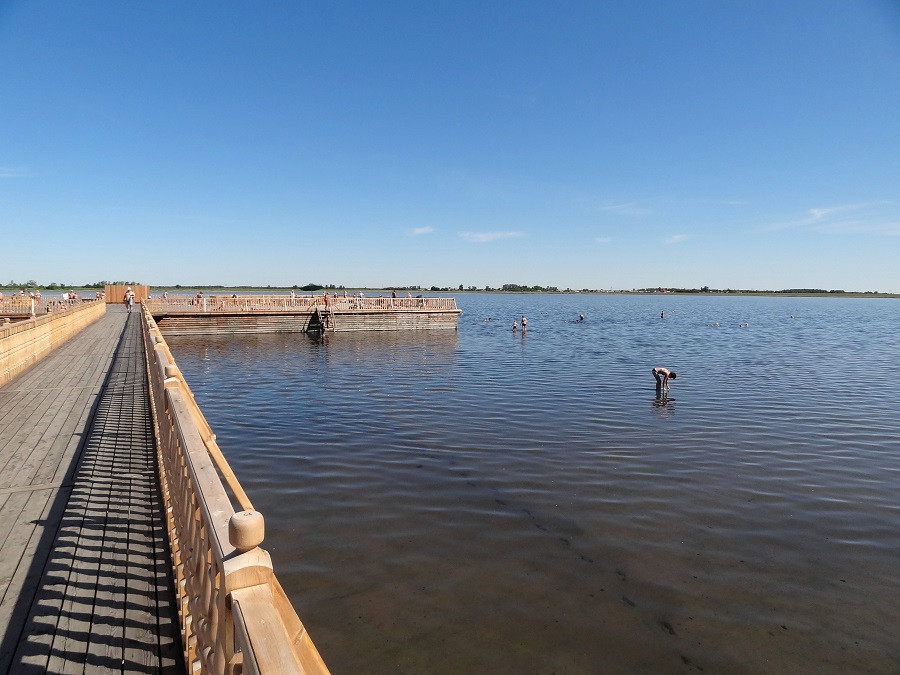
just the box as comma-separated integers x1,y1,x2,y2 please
166,294,900,674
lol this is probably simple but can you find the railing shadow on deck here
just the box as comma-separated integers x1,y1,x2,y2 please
141,303,330,675
0,309,137,673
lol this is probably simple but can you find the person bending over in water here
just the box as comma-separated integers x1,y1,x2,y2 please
652,367,676,392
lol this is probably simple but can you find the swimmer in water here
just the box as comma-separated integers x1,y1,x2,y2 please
512,321,518,332
652,366,676,392
740,323,750,328
577,314,585,322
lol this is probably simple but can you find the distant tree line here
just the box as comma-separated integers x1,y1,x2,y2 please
1,279,132,290
3,280,887,295
649,286,861,294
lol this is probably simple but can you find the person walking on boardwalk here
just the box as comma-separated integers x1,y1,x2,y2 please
652,366,676,392
125,287,135,313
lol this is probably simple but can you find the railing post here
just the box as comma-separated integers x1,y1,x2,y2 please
229,510,265,552
164,363,181,389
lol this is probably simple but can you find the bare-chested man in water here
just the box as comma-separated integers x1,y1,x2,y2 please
652,367,676,392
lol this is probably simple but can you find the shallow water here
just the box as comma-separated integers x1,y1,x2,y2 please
167,294,900,674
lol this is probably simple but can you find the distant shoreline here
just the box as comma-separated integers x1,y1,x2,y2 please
146,288,897,299
1,285,896,299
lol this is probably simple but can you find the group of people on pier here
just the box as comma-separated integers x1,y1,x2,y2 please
0,289,97,315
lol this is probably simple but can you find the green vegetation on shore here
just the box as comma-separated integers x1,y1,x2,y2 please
2,280,896,299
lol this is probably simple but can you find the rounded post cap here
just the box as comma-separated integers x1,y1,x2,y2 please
229,510,264,552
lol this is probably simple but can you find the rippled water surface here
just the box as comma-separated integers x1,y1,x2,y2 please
167,294,900,674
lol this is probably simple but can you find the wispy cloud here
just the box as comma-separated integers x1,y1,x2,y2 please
665,234,689,245
817,219,900,237
459,231,523,243
595,236,612,245
0,167,25,178
411,226,434,236
762,202,898,236
599,201,652,217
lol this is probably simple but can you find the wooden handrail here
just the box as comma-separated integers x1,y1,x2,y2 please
140,302,329,675
143,313,253,510
0,296,96,317
0,300,106,388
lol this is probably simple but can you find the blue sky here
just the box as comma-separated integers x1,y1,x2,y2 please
2,1,899,291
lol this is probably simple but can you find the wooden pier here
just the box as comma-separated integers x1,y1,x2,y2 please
1,300,330,673
0,305,180,672
145,294,461,334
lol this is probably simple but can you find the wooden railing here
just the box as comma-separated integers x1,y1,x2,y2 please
0,296,91,316
140,303,329,675
144,294,459,313
0,299,106,388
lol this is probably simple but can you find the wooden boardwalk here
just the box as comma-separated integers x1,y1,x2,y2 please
0,305,181,673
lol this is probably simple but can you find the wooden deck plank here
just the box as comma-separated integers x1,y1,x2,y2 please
23,484,92,670
120,405,158,669
0,491,31,556
120,475,165,672
0,485,69,671
45,477,102,673
0,389,43,448
0,389,49,472
85,411,133,672
0,489,54,591
0,307,181,673
47,389,125,673
0,385,80,489
0,317,119,475
0,309,121,672
39,385,104,487
1,317,111,393
147,466,183,673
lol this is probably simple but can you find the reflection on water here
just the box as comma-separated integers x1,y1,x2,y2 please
652,390,674,419
167,294,900,674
